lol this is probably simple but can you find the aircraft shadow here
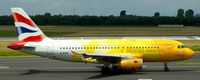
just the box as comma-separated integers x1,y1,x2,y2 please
141,69,196,72
21,69,146,79
21,70,99,75
21,69,197,79
87,72,146,79
88,69,197,79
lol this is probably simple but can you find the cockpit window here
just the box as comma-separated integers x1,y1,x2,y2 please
178,45,187,48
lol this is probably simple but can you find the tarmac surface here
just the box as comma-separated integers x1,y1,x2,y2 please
0,54,200,80
0,36,200,41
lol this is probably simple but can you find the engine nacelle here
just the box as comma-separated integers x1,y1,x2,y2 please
117,58,143,71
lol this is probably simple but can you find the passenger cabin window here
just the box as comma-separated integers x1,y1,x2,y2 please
178,45,187,48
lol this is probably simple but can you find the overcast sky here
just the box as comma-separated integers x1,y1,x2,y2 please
1,0,200,16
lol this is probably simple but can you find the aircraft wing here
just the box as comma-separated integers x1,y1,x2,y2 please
83,53,138,63
82,53,134,59
71,51,137,63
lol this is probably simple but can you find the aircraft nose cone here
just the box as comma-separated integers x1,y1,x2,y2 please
184,49,195,59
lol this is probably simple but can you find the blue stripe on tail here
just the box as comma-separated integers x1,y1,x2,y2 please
17,26,37,35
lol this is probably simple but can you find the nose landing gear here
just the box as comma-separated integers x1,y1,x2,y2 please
164,62,169,72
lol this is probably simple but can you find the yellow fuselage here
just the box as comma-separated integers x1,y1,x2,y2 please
68,39,194,62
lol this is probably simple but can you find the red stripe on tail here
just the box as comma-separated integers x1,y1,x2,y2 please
7,42,27,50
22,35,44,42
12,12,37,27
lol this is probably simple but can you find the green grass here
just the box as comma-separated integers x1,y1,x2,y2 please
0,31,75,37
1,25,200,37
0,31,17,37
44,32,75,36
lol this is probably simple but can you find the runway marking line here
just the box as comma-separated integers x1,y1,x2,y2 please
186,71,200,72
176,63,200,65
4,67,97,70
0,66,10,69
1,60,56,63
138,79,152,80
0,56,39,58
0,72,24,74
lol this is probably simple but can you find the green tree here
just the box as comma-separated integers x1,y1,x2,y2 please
120,10,127,16
177,9,184,18
44,13,51,16
185,9,194,18
154,12,160,17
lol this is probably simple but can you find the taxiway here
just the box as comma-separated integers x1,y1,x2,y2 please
0,54,200,80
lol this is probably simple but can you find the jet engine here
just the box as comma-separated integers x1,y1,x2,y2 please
117,58,143,71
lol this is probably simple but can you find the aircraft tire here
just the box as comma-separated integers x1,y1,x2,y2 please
101,66,110,74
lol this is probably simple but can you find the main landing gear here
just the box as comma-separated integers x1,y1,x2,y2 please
101,65,121,74
164,62,169,72
101,63,119,74
101,66,110,74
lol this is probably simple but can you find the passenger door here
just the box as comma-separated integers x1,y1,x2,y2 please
47,45,54,58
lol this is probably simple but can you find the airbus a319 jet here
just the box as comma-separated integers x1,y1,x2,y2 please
7,8,195,74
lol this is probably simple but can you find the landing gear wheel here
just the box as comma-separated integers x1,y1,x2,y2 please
101,66,109,74
164,67,169,72
111,66,119,74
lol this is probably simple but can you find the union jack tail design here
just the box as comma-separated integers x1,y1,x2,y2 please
11,8,46,42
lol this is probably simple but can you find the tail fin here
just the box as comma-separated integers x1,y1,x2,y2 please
11,8,46,42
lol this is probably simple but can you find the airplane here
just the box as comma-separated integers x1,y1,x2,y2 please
7,8,195,74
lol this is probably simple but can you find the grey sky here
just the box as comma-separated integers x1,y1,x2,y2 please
1,0,200,16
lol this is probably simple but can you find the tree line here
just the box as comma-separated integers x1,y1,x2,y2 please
0,9,200,26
